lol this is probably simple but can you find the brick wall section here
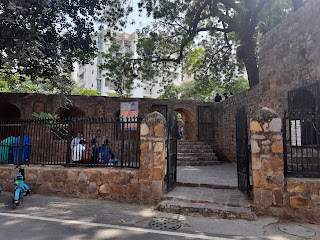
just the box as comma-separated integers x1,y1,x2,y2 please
0,112,167,204
250,107,320,223
212,0,320,161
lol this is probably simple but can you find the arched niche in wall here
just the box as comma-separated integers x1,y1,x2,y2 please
0,103,21,120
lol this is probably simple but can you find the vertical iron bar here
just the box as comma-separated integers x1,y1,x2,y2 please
121,117,124,168
18,123,25,166
66,120,72,167
283,112,287,177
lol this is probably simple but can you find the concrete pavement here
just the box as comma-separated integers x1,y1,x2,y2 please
0,192,319,240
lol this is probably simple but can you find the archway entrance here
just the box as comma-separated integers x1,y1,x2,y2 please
174,108,194,141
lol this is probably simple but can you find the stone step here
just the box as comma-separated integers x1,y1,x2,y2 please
158,186,255,220
177,156,218,161
178,141,209,145
157,200,255,221
177,161,221,166
178,145,212,149
163,186,251,208
177,153,216,158
178,148,214,154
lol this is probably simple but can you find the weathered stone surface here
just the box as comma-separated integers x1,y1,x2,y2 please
78,172,87,182
154,142,164,152
154,124,164,137
287,181,307,193
99,183,111,194
88,182,98,193
310,182,320,195
253,172,262,188
272,189,284,206
251,135,266,140
271,141,283,153
254,189,272,206
290,196,309,208
252,157,262,171
140,123,149,136
269,118,281,132
153,167,164,180
262,156,283,172
250,121,262,132
251,140,260,154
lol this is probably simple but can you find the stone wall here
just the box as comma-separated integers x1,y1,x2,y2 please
0,92,215,142
0,112,168,204
250,107,320,223
212,0,320,161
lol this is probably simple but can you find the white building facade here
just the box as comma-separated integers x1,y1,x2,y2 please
71,30,181,98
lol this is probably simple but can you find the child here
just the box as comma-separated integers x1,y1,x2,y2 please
72,139,86,163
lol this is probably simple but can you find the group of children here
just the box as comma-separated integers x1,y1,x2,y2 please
71,129,116,165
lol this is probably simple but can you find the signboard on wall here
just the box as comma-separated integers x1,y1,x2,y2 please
291,120,301,146
120,102,138,130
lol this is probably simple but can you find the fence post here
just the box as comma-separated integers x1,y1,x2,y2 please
66,121,72,167
18,124,25,166
282,111,287,177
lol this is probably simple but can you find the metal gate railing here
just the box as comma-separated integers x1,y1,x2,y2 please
0,117,141,168
283,111,320,178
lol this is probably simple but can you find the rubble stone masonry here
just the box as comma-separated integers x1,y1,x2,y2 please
250,107,320,222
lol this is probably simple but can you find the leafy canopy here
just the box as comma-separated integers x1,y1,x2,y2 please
0,0,132,95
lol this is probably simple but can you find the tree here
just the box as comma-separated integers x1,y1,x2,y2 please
137,0,304,88
159,77,249,101
0,0,132,95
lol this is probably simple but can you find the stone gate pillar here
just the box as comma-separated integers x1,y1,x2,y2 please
250,107,285,212
139,111,167,199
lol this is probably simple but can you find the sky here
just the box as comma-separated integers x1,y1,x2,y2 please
123,0,153,33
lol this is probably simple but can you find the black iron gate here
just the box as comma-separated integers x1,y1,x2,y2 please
198,106,214,141
236,106,252,198
166,112,178,192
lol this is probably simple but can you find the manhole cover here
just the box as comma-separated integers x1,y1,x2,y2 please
277,224,316,237
148,218,182,230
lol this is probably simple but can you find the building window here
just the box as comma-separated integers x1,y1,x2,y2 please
97,53,102,64
92,70,94,74
124,40,131,52
78,74,84,83
98,33,102,51
97,67,101,78
79,64,84,71
97,79,101,93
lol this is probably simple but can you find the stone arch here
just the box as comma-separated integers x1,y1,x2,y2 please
33,101,45,115
0,103,21,120
174,108,194,140
55,106,86,119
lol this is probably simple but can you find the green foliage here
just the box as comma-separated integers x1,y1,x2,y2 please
0,0,132,95
31,112,59,119
159,78,249,101
99,41,178,96
100,44,137,95
137,0,298,88
72,87,99,96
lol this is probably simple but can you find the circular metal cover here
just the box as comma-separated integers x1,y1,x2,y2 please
148,218,182,230
277,224,316,237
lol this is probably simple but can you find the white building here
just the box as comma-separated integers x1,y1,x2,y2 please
71,30,181,98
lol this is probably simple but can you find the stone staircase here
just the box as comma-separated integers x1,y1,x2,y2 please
157,186,256,221
177,140,221,166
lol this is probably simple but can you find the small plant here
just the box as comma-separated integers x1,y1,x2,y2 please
31,112,59,119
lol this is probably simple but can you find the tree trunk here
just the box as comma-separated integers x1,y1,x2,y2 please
237,40,259,87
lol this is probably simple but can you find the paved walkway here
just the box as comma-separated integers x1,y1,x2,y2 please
177,163,238,187
0,193,319,240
